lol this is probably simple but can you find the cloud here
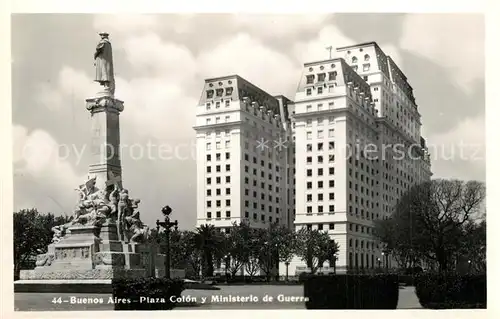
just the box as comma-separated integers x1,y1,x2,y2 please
92,14,161,34
399,14,484,94
123,33,197,84
293,25,354,63
233,14,329,39
13,125,85,213
427,115,485,181
37,66,96,110
198,33,299,96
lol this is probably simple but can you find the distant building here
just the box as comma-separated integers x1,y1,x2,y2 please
193,42,432,276
289,41,432,274
193,75,295,232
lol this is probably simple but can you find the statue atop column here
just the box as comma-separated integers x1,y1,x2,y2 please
94,32,115,96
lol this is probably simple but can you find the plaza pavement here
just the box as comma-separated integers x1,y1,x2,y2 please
14,285,422,311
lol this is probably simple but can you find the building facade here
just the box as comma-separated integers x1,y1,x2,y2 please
194,75,295,232
193,42,432,276
288,42,432,274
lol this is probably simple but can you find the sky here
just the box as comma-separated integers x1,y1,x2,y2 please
11,13,485,229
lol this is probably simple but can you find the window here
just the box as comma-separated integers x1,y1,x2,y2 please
306,88,312,96
206,154,211,161
328,102,334,110
328,129,335,137
318,142,324,151
225,100,230,107
216,188,221,195
307,169,312,177
306,75,314,84
206,90,214,98
207,200,212,208
317,87,323,94
216,101,221,109
207,166,212,173
307,182,312,189
216,142,221,149
317,73,326,82
318,193,323,201
363,64,370,72
352,56,358,63
318,206,324,213
306,105,312,111
207,212,212,219
318,181,324,188
307,194,312,202
206,143,211,151
329,223,335,230
307,144,312,152
225,116,230,122
226,152,230,160
306,132,312,140
329,71,337,81
207,177,211,185
317,117,324,126
329,193,335,200
206,103,211,110
318,156,324,163
364,54,370,61
306,119,312,127
225,87,233,96
307,206,312,214
216,165,221,172
317,130,324,139
329,205,335,212
226,199,231,206
215,117,220,124
226,176,231,183
318,224,323,230
226,188,231,195
216,89,223,97
207,189,212,196
225,140,230,148
318,168,324,176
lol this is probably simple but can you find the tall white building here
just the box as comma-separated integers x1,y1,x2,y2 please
288,42,432,274
194,75,295,232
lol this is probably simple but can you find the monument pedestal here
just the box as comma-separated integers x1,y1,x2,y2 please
15,224,154,293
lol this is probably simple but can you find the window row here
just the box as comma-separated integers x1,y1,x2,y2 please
304,223,335,230
306,155,335,164
207,164,231,173
305,71,338,84
306,167,335,177
244,211,280,224
206,141,231,150
306,129,335,139
206,211,231,219
206,176,231,185
306,180,336,189
306,102,336,112
206,99,231,110
206,153,230,161
306,192,335,202
205,116,231,125
306,205,335,214
206,188,231,196
206,87,234,99
207,199,231,208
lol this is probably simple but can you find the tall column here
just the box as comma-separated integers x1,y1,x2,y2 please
85,95,124,191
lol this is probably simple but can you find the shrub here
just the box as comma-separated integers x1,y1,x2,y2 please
414,273,486,309
304,274,399,309
111,277,185,310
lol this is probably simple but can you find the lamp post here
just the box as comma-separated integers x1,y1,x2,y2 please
224,254,230,279
156,205,178,279
377,257,381,269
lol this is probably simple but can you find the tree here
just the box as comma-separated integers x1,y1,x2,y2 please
244,228,264,278
459,219,486,273
224,221,252,276
375,179,485,272
295,228,332,274
13,209,71,279
274,224,297,280
195,224,225,277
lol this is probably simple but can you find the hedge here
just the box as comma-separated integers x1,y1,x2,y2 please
414,273,486,309
303,274,399,309
111,277,185,310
